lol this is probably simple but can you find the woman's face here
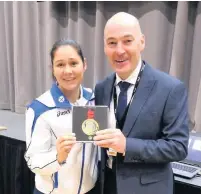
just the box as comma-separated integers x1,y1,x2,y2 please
53,45,87,93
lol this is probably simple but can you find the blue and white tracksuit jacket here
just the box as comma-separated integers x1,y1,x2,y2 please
24,83,98,194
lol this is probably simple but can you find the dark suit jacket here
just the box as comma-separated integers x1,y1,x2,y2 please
94,61,189,194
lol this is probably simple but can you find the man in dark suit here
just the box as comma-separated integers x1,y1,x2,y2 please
93,12,189,194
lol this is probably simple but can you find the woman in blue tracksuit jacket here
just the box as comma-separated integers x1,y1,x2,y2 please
25,39,99,194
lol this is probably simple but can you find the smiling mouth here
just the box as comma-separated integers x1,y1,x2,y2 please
63,78,75,81
115,59,128,66
115,59,128,62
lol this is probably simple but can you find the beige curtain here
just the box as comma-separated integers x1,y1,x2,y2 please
0,1,201,131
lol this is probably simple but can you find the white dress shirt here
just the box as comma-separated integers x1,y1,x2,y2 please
107,60,142,168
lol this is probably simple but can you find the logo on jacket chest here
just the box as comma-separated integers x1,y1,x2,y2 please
57,110,71,117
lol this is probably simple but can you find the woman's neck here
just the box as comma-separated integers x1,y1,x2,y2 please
59,86,81,103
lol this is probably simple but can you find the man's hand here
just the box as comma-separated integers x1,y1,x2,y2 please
56,133,76,164
93,128,126,154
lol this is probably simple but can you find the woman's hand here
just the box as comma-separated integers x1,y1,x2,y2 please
56,133,76,164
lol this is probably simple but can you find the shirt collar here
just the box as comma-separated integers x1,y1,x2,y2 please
115,59,142,86
50,82,93,108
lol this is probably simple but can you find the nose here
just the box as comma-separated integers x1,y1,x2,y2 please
64,64,72,74
115,43,125,55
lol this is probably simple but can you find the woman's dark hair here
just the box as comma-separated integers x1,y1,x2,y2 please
50,39,84,65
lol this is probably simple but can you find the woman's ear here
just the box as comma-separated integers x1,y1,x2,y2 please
84,58,87,71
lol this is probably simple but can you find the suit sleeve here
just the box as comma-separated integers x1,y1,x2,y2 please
24,108,61,175
124,82,189,163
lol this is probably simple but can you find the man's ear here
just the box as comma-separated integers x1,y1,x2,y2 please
140,34,145,52
84,58,87,71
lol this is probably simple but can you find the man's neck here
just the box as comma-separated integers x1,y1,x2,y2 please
118,72,133,80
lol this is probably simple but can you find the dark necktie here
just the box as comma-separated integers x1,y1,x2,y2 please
116,81,131,122
111,82,130,183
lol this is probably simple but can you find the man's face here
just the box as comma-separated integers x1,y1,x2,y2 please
104,22,145,79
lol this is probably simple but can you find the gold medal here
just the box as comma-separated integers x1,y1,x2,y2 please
82,109,99,140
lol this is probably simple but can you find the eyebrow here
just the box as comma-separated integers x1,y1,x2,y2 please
68,57,78,60
54,57,78,63
106,37,115,42
106,34,134,41
54,59,63,63
122,35,134,39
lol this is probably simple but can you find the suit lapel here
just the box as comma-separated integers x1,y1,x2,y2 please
103,73,116,106
122,64,156,136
